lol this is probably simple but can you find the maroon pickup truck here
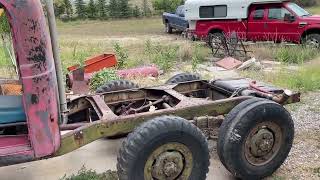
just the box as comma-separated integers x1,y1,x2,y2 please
191,2,320,47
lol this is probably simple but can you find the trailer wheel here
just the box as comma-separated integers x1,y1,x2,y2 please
96,80,139,93
166,73,201,84
165,23,173,34
117,116,210,180
217,100,294,179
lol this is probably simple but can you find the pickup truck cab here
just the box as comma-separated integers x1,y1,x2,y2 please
163,5,189,33
185,0,320,47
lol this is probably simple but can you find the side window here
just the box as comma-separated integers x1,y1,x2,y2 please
268,7,291,20
199,5,227,18
253,7,265,20
176,6,181,15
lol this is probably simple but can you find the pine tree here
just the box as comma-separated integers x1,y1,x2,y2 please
75,0,86,19
97,0,107,18
109,0,119,18
87,0,97,19
64,0,73,17
132,5,141,17
54,0,65,17
142,0,151,16
118,0,130,18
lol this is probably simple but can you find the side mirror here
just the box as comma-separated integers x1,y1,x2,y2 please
284,13,295,22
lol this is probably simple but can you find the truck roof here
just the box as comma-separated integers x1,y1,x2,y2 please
185,0,289,20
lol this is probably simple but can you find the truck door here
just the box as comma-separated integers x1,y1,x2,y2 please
264,4,300,42
175,6,187,30
247,5,268,41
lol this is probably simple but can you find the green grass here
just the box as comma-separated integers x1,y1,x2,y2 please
251,44,320,64
307,6,320,14
57,17,163,37
60,166,118,180
242,61,320,91
275,46,320,64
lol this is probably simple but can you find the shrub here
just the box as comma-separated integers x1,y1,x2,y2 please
60,166,118,180
113,42,128,69
90,68,120,91
275,46,319,64
144,40,178,72
191,44,205,71
243,63,320,92
275,64,320,91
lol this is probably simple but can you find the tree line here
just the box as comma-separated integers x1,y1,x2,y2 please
54,0,152,20
53,0,186,20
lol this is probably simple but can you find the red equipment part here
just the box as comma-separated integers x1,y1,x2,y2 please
66,65,160,94
67,54,117,73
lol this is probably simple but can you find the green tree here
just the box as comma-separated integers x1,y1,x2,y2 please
152,0,184,12
53,0,65,17
118,0,131,18
75,0,86,19
64,0,73,16
132,5,141,17
142,0,151,16
87,0,97,19
97,0,108,19
109,0,119,18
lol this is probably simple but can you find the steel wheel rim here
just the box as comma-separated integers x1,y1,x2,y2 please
244,121,283,166
306,38,320,48
144,143,193,180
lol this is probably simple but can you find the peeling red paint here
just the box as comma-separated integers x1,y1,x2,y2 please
0,0,60,159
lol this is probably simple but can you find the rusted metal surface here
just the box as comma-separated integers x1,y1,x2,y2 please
0,135,34,166
0,0,60,159
245,121,283,166
66,66,159,93
57,79,300,156
67,54,117,73
144,143,193,180
56,96,250,155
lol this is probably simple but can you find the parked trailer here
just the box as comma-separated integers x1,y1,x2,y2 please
0,0,300,179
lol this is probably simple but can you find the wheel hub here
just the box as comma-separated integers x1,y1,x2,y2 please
144,143,193,180
306,38,320,48
244,122,283,166
152,152,184,179
250,129,274,157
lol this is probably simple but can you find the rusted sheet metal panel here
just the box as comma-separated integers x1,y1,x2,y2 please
0,135,34,166
55,96,250,156
1,0,60,157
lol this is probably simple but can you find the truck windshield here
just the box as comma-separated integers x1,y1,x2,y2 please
287,3,311,17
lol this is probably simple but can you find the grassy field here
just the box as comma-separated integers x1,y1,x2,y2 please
307,6,320,14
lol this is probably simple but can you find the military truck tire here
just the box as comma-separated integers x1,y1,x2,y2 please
166,73,201,84
117,116,210,180
217,100,294,179
96,80,139,93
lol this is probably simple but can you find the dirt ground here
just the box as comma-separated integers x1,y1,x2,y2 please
0,18,318,179
0,92,318,180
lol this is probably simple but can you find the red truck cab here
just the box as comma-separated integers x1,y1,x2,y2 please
193,1,320,47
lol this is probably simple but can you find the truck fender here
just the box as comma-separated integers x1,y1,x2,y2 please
301,27,320,41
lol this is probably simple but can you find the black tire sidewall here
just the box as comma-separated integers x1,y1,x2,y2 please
131,131,209,180
221,101,294,179
217,98,264,170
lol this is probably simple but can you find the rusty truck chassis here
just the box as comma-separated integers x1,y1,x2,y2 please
55,79,300,156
